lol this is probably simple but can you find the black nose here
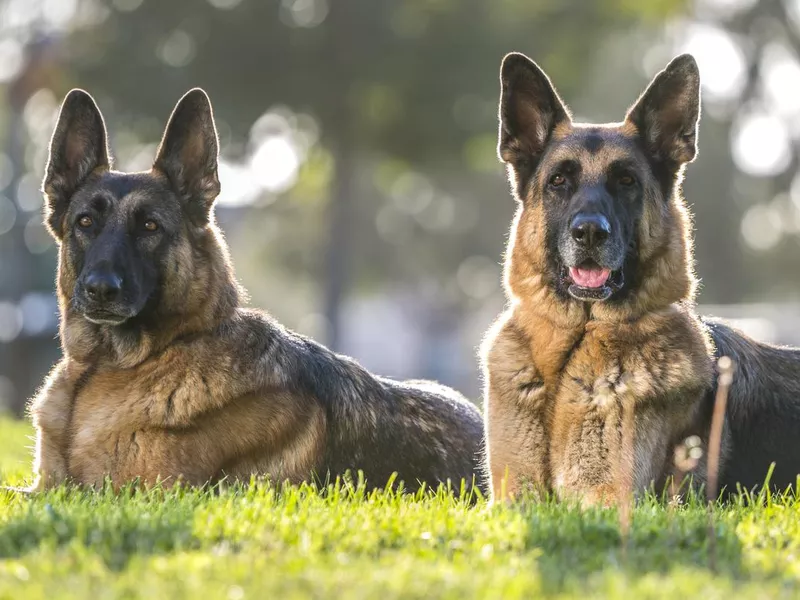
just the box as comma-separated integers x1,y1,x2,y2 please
570,214,611,248
83,271,122,303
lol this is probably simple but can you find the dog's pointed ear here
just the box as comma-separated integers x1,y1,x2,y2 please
626,54,701,165
153,88,220,225
43,89,110,239
498,52,571,167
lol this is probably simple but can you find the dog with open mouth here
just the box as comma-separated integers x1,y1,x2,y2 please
482,51,800,505
481,52,718,505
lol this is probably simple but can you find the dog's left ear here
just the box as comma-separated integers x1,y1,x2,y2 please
626,54,701,165
153,88,220,225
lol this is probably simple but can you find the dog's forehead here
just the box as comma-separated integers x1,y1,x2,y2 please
75,171,176,210
544,122,643,174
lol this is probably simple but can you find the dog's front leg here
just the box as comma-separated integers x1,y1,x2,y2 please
27,361,76,491
486,391,551,503
483,319,552,503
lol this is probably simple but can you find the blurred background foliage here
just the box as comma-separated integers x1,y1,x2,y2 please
0,0,799,411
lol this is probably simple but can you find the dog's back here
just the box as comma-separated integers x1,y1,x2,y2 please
324,377,486,493
703,318,800,493
232,310,487,493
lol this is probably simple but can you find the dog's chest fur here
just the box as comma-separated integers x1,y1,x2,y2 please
50,347,326,488
65,369,197,486
485,305,713,502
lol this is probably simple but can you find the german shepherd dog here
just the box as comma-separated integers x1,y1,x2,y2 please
27,88,486,494
483,52,800,504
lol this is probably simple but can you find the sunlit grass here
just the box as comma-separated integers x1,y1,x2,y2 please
0,414,33,487
0,416,799,599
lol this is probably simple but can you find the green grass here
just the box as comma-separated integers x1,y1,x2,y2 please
1,417,799,599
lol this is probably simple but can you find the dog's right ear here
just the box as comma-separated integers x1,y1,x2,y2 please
498,53,571,168
153,88,220,227
43,89,110,239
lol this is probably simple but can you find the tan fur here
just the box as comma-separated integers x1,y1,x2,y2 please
31,325,322,489
29,362,75,490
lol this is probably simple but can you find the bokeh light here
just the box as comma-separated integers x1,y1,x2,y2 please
280,0,328,28
732,110,792,176
680,23,747,103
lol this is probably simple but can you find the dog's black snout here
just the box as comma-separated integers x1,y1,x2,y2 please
570,214,611,248
83,271,123,303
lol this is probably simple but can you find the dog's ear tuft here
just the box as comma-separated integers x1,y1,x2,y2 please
43,89,110,239
498,52,571,167
626,54,701,166
153,88,220,226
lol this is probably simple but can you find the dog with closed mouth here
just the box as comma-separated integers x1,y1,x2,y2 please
27,87,486,494
482,51,800,504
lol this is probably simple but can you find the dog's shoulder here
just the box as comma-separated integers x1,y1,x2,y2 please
29,359,85,427
480,309,530,370
480,309,549,414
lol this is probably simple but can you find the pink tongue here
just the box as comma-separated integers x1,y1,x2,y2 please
569,267,611,288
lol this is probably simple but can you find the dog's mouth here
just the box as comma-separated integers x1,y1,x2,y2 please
82,308,131,326
562,263,624,302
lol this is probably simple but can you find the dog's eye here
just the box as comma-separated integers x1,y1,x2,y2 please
143,220,159,232
618,174,636,187
77,215,93,228
549,173,566,187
